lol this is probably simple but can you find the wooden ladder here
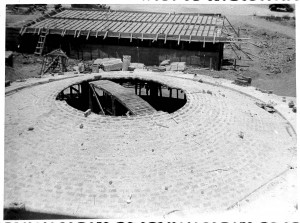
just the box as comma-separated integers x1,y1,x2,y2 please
34,29,48,56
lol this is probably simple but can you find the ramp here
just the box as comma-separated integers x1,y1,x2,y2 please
90,80,156,115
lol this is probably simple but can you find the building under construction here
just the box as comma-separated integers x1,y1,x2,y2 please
18,7,238,70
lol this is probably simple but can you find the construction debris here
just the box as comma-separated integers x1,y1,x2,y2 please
255,102,276,113
234,75,252,86
94,58,123,71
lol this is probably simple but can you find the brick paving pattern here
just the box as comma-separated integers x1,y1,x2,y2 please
4,72,296,218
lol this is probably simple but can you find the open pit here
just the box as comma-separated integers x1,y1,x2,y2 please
4,71,296,218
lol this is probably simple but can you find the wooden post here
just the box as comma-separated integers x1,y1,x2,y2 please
112,98,116,116
234,58,237,69
209,58,212,70
159,86,162,97
135,83,138,95
70,86,73,97
139,83,142,95
169,88,172,98
177,89,179,99
89,86,93,111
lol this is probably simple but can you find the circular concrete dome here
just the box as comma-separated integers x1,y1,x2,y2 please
4,72,296,218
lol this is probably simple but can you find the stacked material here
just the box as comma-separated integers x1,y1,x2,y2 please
93,58,123,71
129,63,145,70
169,62,186,71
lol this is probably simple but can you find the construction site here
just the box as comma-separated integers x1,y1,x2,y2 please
4,3,297,219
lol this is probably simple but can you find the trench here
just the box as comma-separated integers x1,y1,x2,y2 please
56,78,187,116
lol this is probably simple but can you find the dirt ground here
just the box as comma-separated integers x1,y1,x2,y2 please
5,4,296,97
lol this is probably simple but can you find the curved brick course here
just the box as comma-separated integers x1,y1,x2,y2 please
5,72,296,218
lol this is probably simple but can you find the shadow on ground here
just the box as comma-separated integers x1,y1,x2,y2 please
4,208,96,220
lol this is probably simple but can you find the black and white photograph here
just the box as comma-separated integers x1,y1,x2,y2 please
3,0,298,220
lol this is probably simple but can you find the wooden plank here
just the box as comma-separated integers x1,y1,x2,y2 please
201,25,210,37
117,12,129,21
197,25,205,36
168,24,179,35
55,19,71,29
124,22,138,33
151,14,161,23
140,23,153,33
191,15,198,24
75,20,94,31
161,14,170,23
171,14,180,23
109,11,121,20
185,24,195,36
163,23,174,35
52,10,69,18
152,23,163,34
118,22,133,33
129,22,144,33
211,17,217,25
109,21,122,31
201,16,208,24
61,10,79,18
179,24,190,35
122,12,133,21
30,19,49,28
141,13,152,22
86,20,104,31
91,80,156,115
191,24,200,36
105,21,118,31
134,12,146,22
206,16,213,25
208,26,215,37
146,23,158,34
181,15,189,24
175,15,185,24
186,15,194,24
94,21,110,31
66,19,87,30
173,24,184,35
112,22,125,32
86,11,100,20
159,23,169,34
156,13,166,23
134,22,148,33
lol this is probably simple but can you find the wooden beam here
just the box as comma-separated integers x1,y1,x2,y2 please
189,34,192,43
141,33,144,41
86,30,91,40
203,36,205,48
130,33,133,42
118,32,121,39
74,29,77,38
164,34,167,44
90,85,105,115
77,30,81,38
103,31,108,39
177,35,181,45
